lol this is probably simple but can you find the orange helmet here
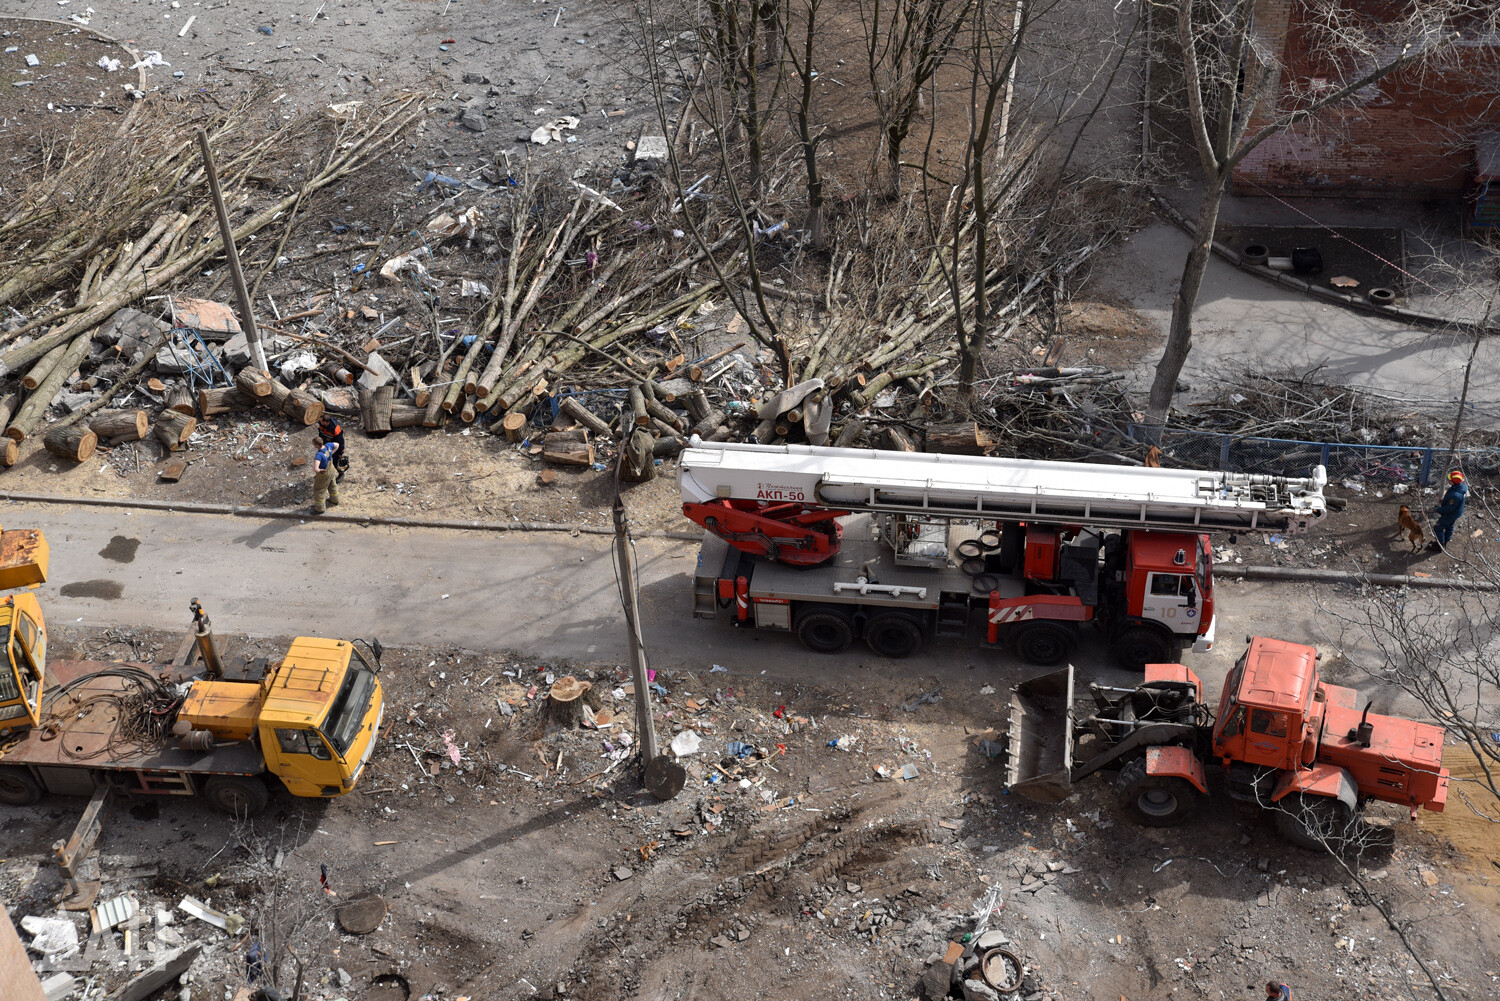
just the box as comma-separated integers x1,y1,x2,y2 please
1449,470,1465,484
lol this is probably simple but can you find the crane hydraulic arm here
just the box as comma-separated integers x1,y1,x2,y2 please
680,440,1327,566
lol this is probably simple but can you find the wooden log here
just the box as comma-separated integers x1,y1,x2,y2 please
153,409,197,451
5,332,92,443
683,389,711,423
646,379,677,404
650,418,678,438
322,362,355,385
644,394,684,432
753,419,777,444
0,439,17,466
542,427,593,467
619,428,656,483
923,421,994,455
692,409,725,439
652,436,688,458
880,426,915,452
268,379,324,425
411,366,429,407
558,397,615,440
89,410,149,441
833,417,866,449
423,356,452,427
197,387,256,416
165,384,195,415
235,367,273,398
460,394,476,423
501,412,529,442
628,387,650,429
0,390,21,430
389,404,426,429
360,386,393,435
703,425,733,442
22,341,70,391
44,426,98,462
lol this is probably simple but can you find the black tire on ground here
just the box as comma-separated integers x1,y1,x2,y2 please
795,608,855,653
1274,793,1353,850
864,613,924,658
1111,624,1176,670
203,775,271,817
1011,622,1077,666
0,766,42,805
1115,757,1203,827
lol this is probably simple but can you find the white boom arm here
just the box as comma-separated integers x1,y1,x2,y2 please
680,440,1327,535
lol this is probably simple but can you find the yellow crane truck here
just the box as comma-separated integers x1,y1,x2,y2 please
0,529,384,816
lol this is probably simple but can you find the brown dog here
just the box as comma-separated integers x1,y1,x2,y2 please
1396,504,1425,551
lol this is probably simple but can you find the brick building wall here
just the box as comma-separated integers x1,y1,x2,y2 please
1230,0,1500,198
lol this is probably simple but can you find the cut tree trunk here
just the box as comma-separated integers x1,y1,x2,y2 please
628,387,650,429
21,341,70,391
389,404,426,429
0,439,17,466
153,409,197,450
834,417,866,448
880,427,915,452
43,426,98,462
653,436,688,458
923,421,994,455
235,368,273,398
0,390,21,431
165,384,195,415
543,427,593,466
618,428,656,482
267,379,324,425
501,411,529,442
322,362,355,385
360,386,393,435
643,394,684,432
197,387,257,416
5,332,92,443
558,396,616,440
89,410,149,441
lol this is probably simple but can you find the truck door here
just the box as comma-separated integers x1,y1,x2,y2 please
1141,573,1198,634
262,726,341,797
0,609,45,728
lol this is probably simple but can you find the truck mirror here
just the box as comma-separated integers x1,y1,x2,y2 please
371,638,384,663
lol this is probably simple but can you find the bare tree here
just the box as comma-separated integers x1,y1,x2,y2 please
701,0,787,192
1144,0,1498,430
781,0,830,246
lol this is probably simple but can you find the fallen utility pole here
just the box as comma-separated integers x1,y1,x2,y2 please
197,128,269,375
611,474,684,800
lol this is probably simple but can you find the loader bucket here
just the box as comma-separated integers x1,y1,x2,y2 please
1005,665,1075,803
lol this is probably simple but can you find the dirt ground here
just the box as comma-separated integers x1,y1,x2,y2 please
3,621,1499,1001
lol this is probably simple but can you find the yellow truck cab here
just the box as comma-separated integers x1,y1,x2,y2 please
258,638,383,796
0,591,48,736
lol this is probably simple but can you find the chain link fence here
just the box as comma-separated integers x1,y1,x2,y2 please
1126,425,1500,488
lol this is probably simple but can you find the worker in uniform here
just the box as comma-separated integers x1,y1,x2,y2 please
1430,469,1468,550
315,414,349,482
1265,981,1291,1001
311,441,340,514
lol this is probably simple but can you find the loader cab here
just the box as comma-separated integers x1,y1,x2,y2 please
257,638,384,797
0,592,47,735
1213,637,1318,770
1123,532,1214,641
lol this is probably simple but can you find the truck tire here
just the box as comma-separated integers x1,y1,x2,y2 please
1111,624,1175,670
864,613,924,658
203,775,270,817
1115,758,1203,827
0,766,42,806
795,608,855,653
1011,622,1076,666
1274,793,1353,850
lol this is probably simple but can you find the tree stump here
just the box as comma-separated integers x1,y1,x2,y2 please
501,412,528,442
197,387,256,417
235,368,273,398
543,427,593,467
89,410,149,442
359,386,393,435
545,676,600,728
154,409,197,451
43,426,98,463
619,428,656,483
164,383,195,415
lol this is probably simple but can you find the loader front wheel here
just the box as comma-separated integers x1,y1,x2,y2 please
1116,758,1202,827
1274,793,1353,850
203,775,270,817
0,766,42,806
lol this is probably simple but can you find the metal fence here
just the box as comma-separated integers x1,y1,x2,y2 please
1125,425,1500,488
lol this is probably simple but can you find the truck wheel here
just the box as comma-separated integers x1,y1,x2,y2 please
0,766,42,806
1012,622,1076,666
1274,793,1353,850
203,776,270,817
864,613,924,658
796,608,855,653
1115,758,1202,827
1111,624,1174,670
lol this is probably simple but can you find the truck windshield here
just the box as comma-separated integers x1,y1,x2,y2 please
320,662,375,757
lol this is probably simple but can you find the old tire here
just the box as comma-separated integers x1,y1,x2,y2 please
0,766,42,805
203,775,270,817
1112,624,1175,670
1116,758,1203,827
1012,622,1076,666
1275,793,1353,850
796,608,855,654
864,613,924,658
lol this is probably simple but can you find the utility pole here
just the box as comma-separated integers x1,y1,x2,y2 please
612,484,684,799
197,129,270,375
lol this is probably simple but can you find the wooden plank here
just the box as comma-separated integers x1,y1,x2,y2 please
159,459,188,482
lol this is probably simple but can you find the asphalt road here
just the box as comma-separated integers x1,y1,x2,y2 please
10,499,1358,700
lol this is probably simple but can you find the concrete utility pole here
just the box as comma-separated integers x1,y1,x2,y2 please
197,129,270,375
611,484,684,800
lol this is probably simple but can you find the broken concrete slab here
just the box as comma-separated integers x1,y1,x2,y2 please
633,134,669,162
106,944,201,1001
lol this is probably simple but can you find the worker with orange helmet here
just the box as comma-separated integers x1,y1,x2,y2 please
1431,469,1468,550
